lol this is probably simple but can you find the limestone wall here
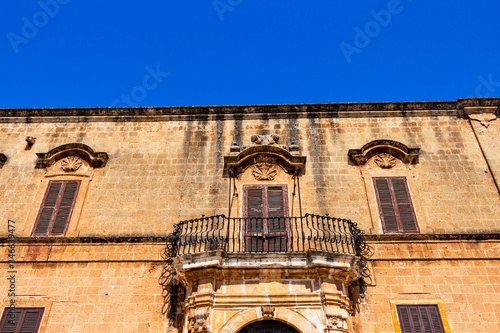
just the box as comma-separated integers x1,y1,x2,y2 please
0,100,498,332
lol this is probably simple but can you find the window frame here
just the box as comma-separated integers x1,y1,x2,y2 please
396,304,445,333
242,184,290,252
390,300,452,333
31,180,81,237
0,307,44,333
373,177,419,234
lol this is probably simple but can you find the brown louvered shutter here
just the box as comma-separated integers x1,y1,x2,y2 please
50,181,79,235
373,177,418,233
374,178,399,232
397,305,445,333
246,188,264,251
33,182,62,236
32,180,80,236
0,308,44,333
392,178,418,232
244,185,288,252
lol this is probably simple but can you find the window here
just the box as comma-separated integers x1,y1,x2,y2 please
32,180,81,236
396,305,445,333
373,177,418,233
243,185,289,252
0,307,44,333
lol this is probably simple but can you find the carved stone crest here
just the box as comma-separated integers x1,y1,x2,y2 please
252,163,278,181
61,156,83,172
251,134,279,145
261,306,275,319
374,153,396,169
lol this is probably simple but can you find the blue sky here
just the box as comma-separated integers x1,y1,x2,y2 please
1,0,499,108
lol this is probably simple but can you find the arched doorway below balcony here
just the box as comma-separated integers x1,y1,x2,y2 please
237,320,300,333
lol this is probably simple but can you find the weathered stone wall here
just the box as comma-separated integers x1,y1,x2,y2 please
1,114,499,237
362,240,500,332
0,99,498,332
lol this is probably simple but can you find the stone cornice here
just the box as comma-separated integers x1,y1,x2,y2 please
365,232,500,242
0,236,168,244
0,98,498,123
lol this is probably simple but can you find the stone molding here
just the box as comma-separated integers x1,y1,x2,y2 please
1,98,498,123
35,143,109,169
218,307,319,333
348,140,420,166
173,250,362,285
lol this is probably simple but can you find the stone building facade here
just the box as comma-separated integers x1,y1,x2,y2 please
0,98,499,332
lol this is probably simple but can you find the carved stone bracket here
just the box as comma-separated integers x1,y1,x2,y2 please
348,139,419,166
0,154,6,168
188,307,210,333
36,143,109,169
224,134,306,175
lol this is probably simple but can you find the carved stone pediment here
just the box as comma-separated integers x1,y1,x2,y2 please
36,143,108,169
225,134,306,176
348,140,419,166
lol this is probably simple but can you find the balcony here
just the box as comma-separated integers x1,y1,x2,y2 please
167,214,367,269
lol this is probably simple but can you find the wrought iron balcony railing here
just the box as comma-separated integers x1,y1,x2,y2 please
168,214,366,258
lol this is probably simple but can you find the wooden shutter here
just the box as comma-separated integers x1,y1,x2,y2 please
373,177,418,233
244,185,288,252
32,180,81,236
397,305,445,333
246,188,264,251
0,308,44,333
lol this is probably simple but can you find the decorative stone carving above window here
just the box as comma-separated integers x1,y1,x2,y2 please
224,134,306,176
348,140,420,166
252,163,278,180
0,153,6,168
61,156,83,172
36,143,109,169
374,153,397,169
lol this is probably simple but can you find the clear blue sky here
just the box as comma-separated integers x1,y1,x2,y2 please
1,0,499,108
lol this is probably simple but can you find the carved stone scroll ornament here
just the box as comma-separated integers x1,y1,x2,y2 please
61,156,83,172
261,306,275,319
188,307,210,333
252,163,278,180
373,153,397,169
